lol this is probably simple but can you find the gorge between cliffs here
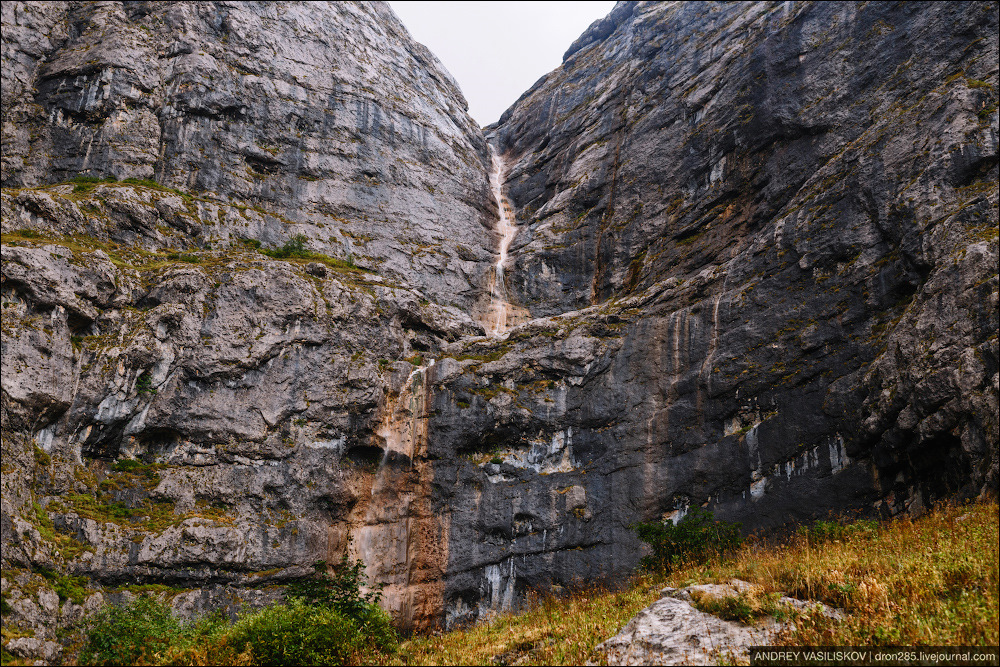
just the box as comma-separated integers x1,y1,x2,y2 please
1,0,997,653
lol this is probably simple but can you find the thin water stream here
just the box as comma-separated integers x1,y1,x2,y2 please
485,143,518,337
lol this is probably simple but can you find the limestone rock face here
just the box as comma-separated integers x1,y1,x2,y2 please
1,0,997,651
487,0,998,516
597,580,840,666
1,0,496,311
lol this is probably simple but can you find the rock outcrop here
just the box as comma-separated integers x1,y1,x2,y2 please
597,580,840,666
2,0,496,312
1,0,997,656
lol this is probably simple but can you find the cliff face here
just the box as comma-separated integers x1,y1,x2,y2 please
1,0,998,656
2,0,496,311
483,0,999,518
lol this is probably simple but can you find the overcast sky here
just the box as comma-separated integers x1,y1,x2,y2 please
388,1,617,126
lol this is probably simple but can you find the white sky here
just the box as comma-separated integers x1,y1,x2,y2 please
388,1,617,126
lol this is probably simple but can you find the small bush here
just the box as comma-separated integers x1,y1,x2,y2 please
136,374,157,396
79,556,397,666
224,598,369,666
70,174,117,193
287,555,385,624
32,566,89,605
79,596,181,665
264,233,310,259
258,234,362,272
633,507,742,571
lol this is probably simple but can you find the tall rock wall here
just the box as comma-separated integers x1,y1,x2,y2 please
1,0,997,657
433,0,998,626
2,0,496,311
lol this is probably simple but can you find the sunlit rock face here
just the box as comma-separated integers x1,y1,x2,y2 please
1,0,997,646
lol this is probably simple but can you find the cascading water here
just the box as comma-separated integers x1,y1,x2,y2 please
485,143,518,337
375,359,434,471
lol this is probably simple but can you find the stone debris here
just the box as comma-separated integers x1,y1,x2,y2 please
598,580,841,666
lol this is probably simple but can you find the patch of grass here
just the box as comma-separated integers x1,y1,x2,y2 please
119,177,193,201
689,587,794,624
30,502,93,560
398,578,663,666
66,492,180,532
34,566,89,605
109,459,164,490
397,502,998,665
260,234,367,273
33,444,50,466
1,645,28,667
166,252,201,263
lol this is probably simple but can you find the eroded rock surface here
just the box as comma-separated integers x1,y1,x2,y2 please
2,0,496,311
1,0,997,658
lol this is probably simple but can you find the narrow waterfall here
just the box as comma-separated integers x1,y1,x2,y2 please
375,359,434,469
485,143,518,337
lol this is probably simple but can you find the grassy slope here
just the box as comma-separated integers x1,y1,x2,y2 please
397,501,999,665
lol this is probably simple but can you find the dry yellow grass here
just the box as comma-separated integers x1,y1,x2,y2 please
396,578,667,666
397,501,999,665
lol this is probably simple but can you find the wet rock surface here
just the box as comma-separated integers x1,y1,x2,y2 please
1,0,997,656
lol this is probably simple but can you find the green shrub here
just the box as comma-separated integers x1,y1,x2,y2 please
259,235,362,272
633,506,742,571
70,174,117,193
79,556,397,666
136,374,157,396
35,567,89,605
79,595,181,665
224,598,368,666
287,555,384,624
264,233,310,259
